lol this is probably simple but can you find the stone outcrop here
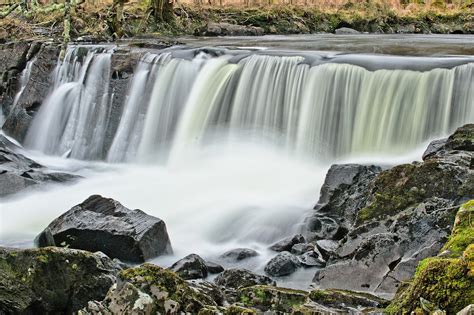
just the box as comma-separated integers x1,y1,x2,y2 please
195,22,264,36
0,247,120,314
308,124,473,297
36,195,173,263
0,135,79,197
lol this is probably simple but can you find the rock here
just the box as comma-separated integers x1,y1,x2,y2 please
214,269,274,290
309,289,389,311
422,138,448,160
238,285,308,313
386,201,474,314
170,254,208,280
315,239,339,260
397,24,416,33
305,164,381,241
205,261,224,274
195,22,264,37
0,246,120,313
269,234,305,252
82,263,217,314
264,252,300,277
308,124,474,297
187,280,225,306
2,43,60,142
0,135,79,197
290,243,314,255
36,195,172,263
219,248,258,261
298,250,326,268
457,305,474,315
335,27,361,34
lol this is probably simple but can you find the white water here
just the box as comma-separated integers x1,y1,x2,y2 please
1,44,473,289
22,46,474,162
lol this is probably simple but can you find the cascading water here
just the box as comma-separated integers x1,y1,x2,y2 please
23,45,474,163
24,46,114,160
2,42,474,290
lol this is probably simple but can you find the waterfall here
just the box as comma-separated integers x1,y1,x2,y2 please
25,46,114,160
23,45,474,162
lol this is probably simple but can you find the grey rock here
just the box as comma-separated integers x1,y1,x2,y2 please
170,254,208,280
298,250,326,268
315,239,339,261
0,135,79,198
214,268,274,290
335,27,361,34
0,246,120,313
219,248,258,261
205,261,225,274
270,234,306,252
187,279,225,306
196,22,264,36
264,251,300,277
36,195,173,263
291,243,314,255
422,138,448,160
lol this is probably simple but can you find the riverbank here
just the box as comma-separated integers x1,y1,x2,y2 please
0,3,473,42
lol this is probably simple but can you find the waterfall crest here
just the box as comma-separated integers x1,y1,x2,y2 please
23,45,474,162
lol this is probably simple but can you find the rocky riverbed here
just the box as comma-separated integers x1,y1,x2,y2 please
1,124,472,314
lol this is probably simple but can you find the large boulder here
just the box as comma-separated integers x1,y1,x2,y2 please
36,195,172,263
238,285,308,313
0,135,79,197
309,124,474,297
269,234,305,252
170,254,208,280
0,246,120,313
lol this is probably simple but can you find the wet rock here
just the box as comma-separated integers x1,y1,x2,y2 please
219,248,258,261
290,243,314,255
422,138,448,160
335,27,360,34
0,246,120,313
170,254,208,280
82,263,217,314
214,268,274,290
298,250,326,268
308,124,474,297
269,234,305,252
238,285,308,313
309,289,389,311
264,251,300,277
195,22,264,36
205,261,224,274
36,195,173,263
386,201,474,314
0,135,79,197
315,239,339,260
3,43,60,142
187,280,225,306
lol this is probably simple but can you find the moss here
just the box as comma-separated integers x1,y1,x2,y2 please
386,201,474,314
119,263,215,314
238,285,308,313
442,200,474,255
356,159,465,224
309,289,388,308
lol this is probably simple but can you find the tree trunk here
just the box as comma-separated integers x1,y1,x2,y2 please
150,0,174,23
112,0,125,38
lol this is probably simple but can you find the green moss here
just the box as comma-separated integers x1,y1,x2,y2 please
356,159,465,224
309,289,388,308
442,200,474,254
386,201,474,314
238,285,308,313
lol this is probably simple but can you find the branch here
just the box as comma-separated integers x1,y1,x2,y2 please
0,2,21,19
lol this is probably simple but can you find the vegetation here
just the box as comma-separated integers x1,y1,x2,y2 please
386,200,474,314
0,0,472,41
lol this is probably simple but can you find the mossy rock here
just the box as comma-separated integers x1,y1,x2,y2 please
0,246,119,313
118,263,216,313
309,289,389,309
238,285,308,313
386,201,474,314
